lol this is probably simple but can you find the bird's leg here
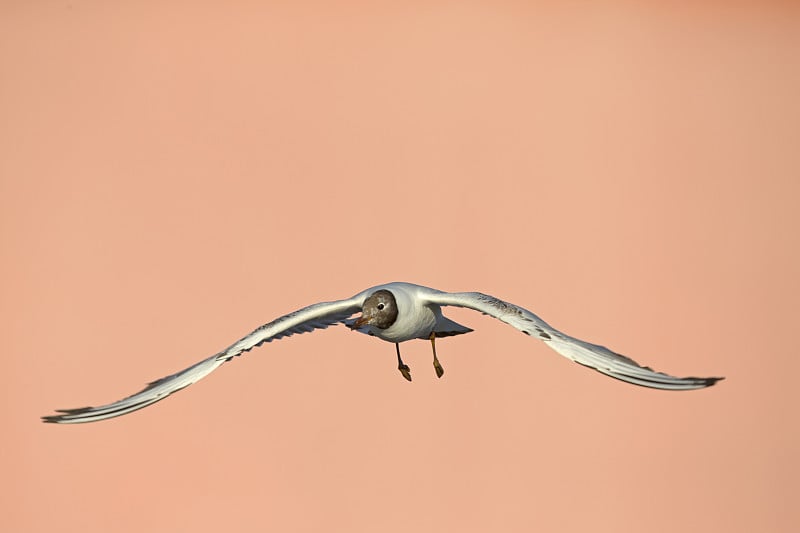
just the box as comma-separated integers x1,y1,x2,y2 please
430,332,444,378
396,343,412,382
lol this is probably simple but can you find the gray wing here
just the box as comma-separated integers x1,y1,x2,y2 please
422,290,722,390
42,296,364,424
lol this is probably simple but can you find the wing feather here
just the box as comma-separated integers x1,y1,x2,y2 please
421,290,722,390
42,296,364,424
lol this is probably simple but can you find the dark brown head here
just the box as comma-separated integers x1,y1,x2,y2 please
353,289,398,329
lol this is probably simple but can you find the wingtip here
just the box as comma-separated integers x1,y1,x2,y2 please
41,406,94,424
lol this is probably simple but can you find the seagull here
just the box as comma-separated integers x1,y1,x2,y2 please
42,282,722,424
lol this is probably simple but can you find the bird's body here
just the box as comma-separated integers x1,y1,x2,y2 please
349,282,472,342
43,282,722,424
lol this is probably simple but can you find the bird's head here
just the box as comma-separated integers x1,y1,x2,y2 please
353,289,398,329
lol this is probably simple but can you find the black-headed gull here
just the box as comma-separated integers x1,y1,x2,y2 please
42,282,722,423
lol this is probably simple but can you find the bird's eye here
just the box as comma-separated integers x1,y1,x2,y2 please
377,303,385,310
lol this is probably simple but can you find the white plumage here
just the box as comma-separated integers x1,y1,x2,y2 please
43,282,722,424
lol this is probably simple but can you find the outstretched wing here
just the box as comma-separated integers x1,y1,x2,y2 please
421,290,722,390
42,296,364,424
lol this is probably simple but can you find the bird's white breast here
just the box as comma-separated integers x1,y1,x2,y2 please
364,282,438,343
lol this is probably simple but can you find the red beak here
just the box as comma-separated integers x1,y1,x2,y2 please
353,316,369,328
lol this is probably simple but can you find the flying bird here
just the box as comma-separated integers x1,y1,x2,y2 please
42,282,722,424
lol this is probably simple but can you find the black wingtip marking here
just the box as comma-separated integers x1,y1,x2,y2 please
573,360,725,390
41,407,94,423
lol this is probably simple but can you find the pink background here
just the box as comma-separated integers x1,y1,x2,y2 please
3,2,798,532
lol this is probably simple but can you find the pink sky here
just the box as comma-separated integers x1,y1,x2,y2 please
3,2,798,532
